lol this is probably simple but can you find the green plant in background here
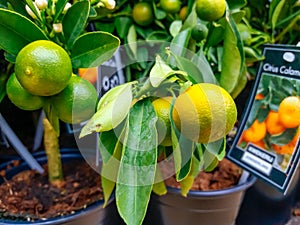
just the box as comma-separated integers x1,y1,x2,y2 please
0,0,120,186
237,0,300,76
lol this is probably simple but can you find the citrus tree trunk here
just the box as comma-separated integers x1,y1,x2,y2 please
43,117,64,187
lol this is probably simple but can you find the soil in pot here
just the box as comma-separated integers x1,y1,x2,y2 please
0,157,104,222
164,158,242,191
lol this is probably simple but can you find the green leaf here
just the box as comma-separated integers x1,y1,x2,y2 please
230,63,248,99
6,0,27,16
170,100,194,181
101,176,116,207
270,128,297,145
179,173,194,197
149,55,175,87
116,99,157,225
115,16,132,39
169,20,182,37
227,0,247,9
99,129,119,163
205,137,226,161
0,72,8,104
146,31,170,42
0,9,47,57
170,29,192,58
62,0,90,49
127,25,137,58
101,135,123,207
219,15,244,93
192,49,217,84
71,31,120,68
182,4,197,30
152,167,167,196
172,54,207,84
53,0,69,22
80,82,133,137
270,0,286,32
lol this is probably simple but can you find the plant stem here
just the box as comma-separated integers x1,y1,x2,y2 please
43,117,64,187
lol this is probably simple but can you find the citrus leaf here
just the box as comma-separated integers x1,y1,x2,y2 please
170,29,192,58
99,129,119,163
169,20,182,37
152,168,167,196
179,168,194,197
6,0,27,16
169,98,194,181
270,128,297,145
127,25,137,58
192,49,217,84
0,73,8,104
270,0,286,32
101,135,123,207
0,9,47,57
220,15,244,93
182,4,197,30
116,99,157,225
62,0,90,49
101,176,115,207
80,82,133,137
205,137,226,161
71,31,120,68
53,0,69,22
115,16,133,39
149,55,175,87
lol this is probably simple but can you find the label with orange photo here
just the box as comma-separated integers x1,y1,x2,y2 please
228,44,300,193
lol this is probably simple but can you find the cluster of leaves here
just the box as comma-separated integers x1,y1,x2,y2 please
238,0,300,75
0,0,120,105
80,49,227,225
89,0,252,98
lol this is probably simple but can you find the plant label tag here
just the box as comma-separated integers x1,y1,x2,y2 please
228,44,300,194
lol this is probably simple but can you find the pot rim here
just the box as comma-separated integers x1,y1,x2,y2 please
166,174,257,197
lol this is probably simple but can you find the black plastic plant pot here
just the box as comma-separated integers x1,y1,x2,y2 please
236,167,300,225
0,149,115,225
151,174,256,225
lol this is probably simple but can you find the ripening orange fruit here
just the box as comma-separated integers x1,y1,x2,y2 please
278,96,300,128
242,119,267,143
265,110,285,135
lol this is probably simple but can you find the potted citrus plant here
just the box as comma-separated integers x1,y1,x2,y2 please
79,0,257,225
0,0,120,223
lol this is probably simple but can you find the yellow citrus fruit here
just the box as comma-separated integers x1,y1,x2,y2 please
152,97,173,146
172,83,237,143
196,0,226,22
278,96,300,128
51,75,98,124
242,120,267,143
6,73,45,110
265,110,285,135
132,2,154,26
160,0,181,14
14,40,72,96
